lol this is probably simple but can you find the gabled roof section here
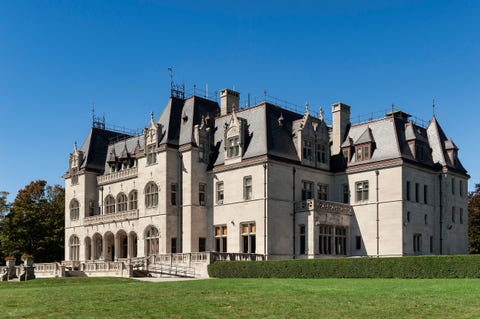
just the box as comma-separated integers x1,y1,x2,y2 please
157,97,184,145
78,128,129,173
354,127,374,145
178,96,219,146
427,116,466,173
212,103,303,167
344,118,399,165
104,135,144,171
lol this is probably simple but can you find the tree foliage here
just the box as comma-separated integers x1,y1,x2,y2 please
0,180,65,263
468,183,480,254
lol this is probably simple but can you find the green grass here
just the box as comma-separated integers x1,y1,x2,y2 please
1,277,480,318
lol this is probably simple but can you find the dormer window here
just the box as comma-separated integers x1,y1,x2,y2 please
316,143,327,164
146,144,156,165
343,149,350,163
353,127,374,162
302,140,313,161
227,137,240,158
198,140,206,161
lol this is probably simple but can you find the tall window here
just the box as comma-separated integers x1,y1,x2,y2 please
145,226,159,255
316,143,327,163
171,238,177,253
129,190,138,210
105,195,115,214
198,237,206,252
69,235,80,261
198,141,206,161
319,225,333,255
343,184,349,203
227,137,240,158
364,145,370,160
241,223,256,253
343,149,350,163
70,199,80,220
459,180,464,197
88,200,95,216
199,183,206,206
355,181,369,202
356,147,362,161
301,181,313,200
303,140,313,161
452,207,456,223
146,144,156,165
214,225,227,252
171,183,177,206
451,177,455,195
424,185,428,204
244,176,252,200
406,181,411,201
317,183,328,200
145,182,158,208
335,227,347,255
413,233,422,253
299,225,306,255
117,193,127,212
216,182,224,204
460,208,464,224
415,183,419,202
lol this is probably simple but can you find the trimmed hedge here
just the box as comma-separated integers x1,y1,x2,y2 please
208,255,480,278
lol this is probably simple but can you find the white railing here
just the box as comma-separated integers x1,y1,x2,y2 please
209,252,265,262
97,167,138,185
62,260,82,270
84,209,139,225
83,261,124,272
295,199,352,215
34,262,64,277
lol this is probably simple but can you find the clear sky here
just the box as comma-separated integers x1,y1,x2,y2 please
1,0,479,201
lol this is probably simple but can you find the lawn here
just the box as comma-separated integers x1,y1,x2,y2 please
1,277,479,318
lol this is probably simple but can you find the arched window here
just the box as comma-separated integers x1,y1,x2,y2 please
129,190,138,210
70,199,80,220
69,235,80,261
145,226,159,255
117,193,127,212
105,195,115,214
145,182,158,208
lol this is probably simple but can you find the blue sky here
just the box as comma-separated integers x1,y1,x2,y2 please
0,0,479,200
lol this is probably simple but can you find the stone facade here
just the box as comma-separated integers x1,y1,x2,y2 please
64,89,469,263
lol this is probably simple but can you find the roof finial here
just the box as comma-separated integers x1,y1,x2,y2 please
432,98,436,117
74,140,77,151
150,111,154,123
91,102,95,126
391,103,395,113
305,101,309,114
319,106,324,121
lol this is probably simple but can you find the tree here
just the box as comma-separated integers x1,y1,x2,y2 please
468,184,480,254
0,191,10,261
0,181,65,262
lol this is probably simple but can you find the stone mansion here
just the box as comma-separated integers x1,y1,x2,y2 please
64,88,468,264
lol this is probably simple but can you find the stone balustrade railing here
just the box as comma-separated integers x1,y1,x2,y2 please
97,167,138,185
84,209,139,226
295,199,352,215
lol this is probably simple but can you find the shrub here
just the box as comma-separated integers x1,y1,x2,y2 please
208,255,480,278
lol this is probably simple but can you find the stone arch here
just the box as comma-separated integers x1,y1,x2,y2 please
92,233,103,260
129,231,138,258
104,231,115,261
69,234,80,261
84,236,92,261
70,199,80,220
144,225,159,256
115,229,128,259
116,193,127,212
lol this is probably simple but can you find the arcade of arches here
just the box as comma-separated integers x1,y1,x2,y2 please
69,226,160,261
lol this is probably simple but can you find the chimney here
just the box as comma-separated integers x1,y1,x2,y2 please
220,89,240,116
331,102,351,155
